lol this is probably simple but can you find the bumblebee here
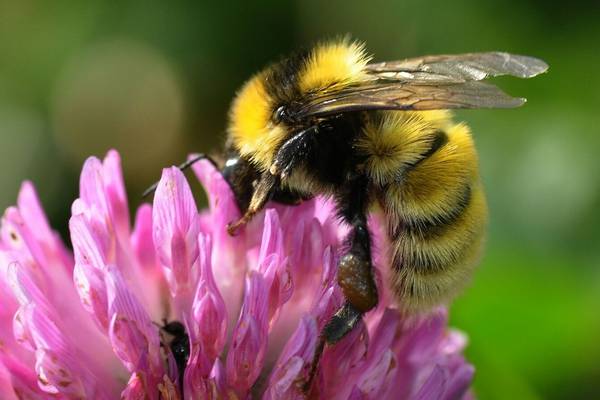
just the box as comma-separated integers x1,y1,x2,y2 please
158,320,190,393
222,39,547,342
146,38,547,374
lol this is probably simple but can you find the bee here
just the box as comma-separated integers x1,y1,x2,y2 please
222,38,547,339
158,320,190,393
146,38,547,378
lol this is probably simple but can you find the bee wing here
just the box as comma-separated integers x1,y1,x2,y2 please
365,52,549,81
299,52,548,117
299,80,525,117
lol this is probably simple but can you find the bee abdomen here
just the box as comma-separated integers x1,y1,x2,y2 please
382,121,487,311
396,185,480,270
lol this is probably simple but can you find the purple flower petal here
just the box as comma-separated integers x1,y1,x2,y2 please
308,247,343,329
353,350,396,399
443,364,475,400
131,204,169,321
265,356,304,400
226,272,269,393
121,373,148,400
441,330,468,355
34,348,86,397
192,158,245,321
191,158,240,240
190,234,227,362
184,370,221,400
78,152,130,243
0,149,476,399
6,262,48,311
397,310,447,364
264,316,318,399
14,182,72,271
415,365,448,400
351,310,400,399
69,212,110,271
12,304,35,352
132,204,159,272
73,262,109,329
26,302,119,398
0,355,42,399
255,211,294,327
153,167,200,305
70,214,111,329
102,150,131,241
74,152,159,315
106,265,164,383
157,374,181,400
257,210,285,267
318,321,369,399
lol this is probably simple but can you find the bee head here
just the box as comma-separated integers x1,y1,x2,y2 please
227,38,371,172
227,71,290,172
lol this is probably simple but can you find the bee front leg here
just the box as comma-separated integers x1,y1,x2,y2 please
226,172,277,236
269,125,318,180
226,126,317,236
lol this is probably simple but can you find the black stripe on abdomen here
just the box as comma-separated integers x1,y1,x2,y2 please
392,181,483,274
404,130,449,169
400,183,472,237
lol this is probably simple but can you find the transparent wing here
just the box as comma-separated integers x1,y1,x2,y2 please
298,52,548,117
365,52,549,81
299,80,526,117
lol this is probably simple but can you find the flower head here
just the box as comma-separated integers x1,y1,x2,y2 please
0,150,474,399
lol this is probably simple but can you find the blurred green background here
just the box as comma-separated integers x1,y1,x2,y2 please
1,1,598,398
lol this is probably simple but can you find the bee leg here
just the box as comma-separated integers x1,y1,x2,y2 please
303,177,377,392
226,127,320,236
220,152,261,212
326,221,378,343
269,125,318,180
271,187,313,205
328,174,377,343
226,172,278,235
301,301,364,391
303,225,376,393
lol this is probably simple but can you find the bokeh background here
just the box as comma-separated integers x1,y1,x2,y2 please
1,1,598,398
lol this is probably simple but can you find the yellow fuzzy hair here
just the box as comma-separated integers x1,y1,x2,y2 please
365,116,488,311
228,39,373,170
228,73,285,169
357,110,454,186
386,122,480,223
298,39,371,93
394,206,486,312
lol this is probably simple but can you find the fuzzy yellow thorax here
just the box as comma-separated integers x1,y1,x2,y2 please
298,40,371,93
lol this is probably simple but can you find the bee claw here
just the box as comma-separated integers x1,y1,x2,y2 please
269,162,291,181
292,375,313,399
227,209,259,236
226,220,244,236
300,335,326,397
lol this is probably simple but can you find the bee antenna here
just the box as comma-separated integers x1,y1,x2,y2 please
152,317,171,331
141,182,160,199
141,153,214,199
152,320,163,329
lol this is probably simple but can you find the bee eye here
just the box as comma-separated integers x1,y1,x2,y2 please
273,105,286,123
